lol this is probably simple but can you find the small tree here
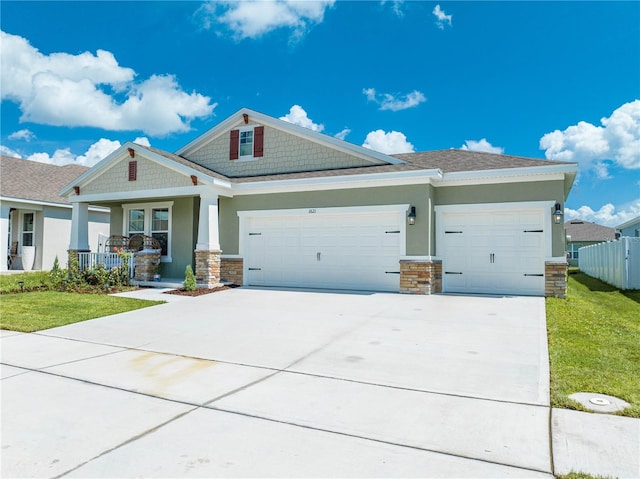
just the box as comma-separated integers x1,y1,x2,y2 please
49,255,67,290
184,265,197,291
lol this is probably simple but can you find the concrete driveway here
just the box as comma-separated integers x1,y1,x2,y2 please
2,288,553,478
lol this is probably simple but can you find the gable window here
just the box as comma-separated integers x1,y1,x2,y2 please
239,130,253,157
229,126,264,160
123,202,173,260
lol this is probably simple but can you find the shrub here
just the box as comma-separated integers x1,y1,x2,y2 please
184,265,197,291
49,256,68,289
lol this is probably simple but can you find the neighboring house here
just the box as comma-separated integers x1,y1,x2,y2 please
1,156,110,272
61,108,578,297
616,216,640,238
564,219,617,267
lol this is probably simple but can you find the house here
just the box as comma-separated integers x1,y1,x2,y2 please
616,216,640,238
564,219,617,266
61,108,578,297
1,155,110,272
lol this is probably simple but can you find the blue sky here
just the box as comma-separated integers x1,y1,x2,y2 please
1,1,638,226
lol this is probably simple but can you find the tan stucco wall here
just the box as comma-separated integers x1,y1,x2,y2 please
185,123,382,177
81,156,192,196
219,184,433,255
435,180,567,257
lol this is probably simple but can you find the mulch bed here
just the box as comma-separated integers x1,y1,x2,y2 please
163,285,238,297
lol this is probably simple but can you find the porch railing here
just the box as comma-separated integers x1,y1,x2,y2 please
76,252,135,278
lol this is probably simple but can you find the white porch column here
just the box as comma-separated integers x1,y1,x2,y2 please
195,194,220,251
69,202,90,251
0,203,10,272
194,193,221,288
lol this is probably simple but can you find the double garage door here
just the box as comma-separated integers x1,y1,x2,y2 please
437,205,548,296
241,207,406,292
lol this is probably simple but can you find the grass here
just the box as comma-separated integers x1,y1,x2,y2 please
0,271,54,293
1,272,163,332
0,291,164,332
546,272,640,418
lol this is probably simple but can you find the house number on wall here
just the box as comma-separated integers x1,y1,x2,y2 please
308,209,317,214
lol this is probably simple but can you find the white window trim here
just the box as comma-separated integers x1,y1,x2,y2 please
122,201,173,262
20,211,36,248
237,125,258,162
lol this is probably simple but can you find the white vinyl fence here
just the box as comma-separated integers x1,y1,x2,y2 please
76,252,135,279
579,237,640,290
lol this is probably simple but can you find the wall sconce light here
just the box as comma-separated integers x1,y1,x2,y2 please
554,202,564,225
408,206,416,226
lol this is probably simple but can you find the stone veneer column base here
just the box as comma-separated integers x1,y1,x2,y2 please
545,261,568,298
195,249,221,288
220,257,243,286
399,259,442,295
134,250,161,281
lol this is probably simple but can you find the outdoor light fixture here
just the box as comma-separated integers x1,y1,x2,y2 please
18,281,24,292
408,206,416,226
554,202,564,225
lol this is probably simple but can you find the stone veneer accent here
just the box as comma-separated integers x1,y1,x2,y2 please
399,260,442,295
134,250,161,282
220,257,243,286
195,249,221,288
545,261,568,298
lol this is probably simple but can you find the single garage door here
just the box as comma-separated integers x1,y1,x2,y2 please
241,206,406,292
437,206,547,296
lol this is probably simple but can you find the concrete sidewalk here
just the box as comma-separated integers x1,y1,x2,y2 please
1,288,638,478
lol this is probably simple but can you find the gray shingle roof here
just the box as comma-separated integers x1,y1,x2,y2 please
138,144,230,181
393,149,569,173
565,219,616,242
1,155,89,204
231,149,572,183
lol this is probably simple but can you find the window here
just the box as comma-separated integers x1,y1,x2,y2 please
239,130,253,157
151,208,169,256
22,212,34,247
229,126,264,160
123,202,173,260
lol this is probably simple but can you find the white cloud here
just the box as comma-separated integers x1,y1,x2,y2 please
460,138,504,154
8,129,36,142
279,105,324,132
433,4,452,29
198,1,334,41
334,128,351,141
0,145,22,158
381,0,404,17
363,88,426,112
540,100,640,178
0,30,216,136
133,137,151,147
362,129,415,154
565,199,640,227
25,137,151,167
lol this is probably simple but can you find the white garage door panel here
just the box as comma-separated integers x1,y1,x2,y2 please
439,208,546,296
244,211,403,292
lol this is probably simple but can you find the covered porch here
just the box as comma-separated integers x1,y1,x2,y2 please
68,192,232,288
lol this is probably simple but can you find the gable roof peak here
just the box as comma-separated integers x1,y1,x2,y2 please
175,107,405,166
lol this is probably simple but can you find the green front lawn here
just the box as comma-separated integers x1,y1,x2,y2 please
546,272,640,417
0,291,164,332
